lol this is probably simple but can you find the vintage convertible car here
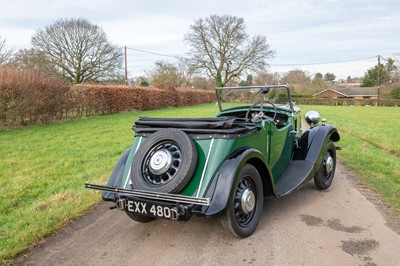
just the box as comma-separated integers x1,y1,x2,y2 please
85,85,340,238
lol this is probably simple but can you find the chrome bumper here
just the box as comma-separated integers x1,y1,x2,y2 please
85,183,210,206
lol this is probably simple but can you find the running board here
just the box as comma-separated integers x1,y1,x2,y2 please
275,160,314,197
85,183,210,206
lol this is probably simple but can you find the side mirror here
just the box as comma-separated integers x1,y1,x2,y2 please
305,110,320,127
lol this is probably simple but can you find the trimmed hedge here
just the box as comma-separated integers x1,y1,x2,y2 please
293,97,400,106
0,68,216,129
0,67,69,128
68,84,216,116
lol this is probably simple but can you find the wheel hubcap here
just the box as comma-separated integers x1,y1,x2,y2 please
149,149,172,175
142,142,182,186
324,154,334,174
234,177,257,226
241,189,255,214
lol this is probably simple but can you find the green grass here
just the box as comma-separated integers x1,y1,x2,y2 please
1,103,399,262
0,104,219,261
300,105,400,214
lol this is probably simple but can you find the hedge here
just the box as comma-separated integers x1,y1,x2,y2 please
293,97,400,106
0,68,216,129
68,84,216,116
0,68,69,128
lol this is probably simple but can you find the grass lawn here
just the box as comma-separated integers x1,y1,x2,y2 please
301,105,400,215
0,104,219,262
1,103,399,262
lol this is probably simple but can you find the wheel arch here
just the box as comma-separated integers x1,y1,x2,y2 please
102,148,131,202
294,124,340,179
296,124,340,162
247,157,274,197
203,147,273,216
306,124,340,165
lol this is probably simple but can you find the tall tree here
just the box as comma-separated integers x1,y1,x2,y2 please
281,69,311,85
0,37,15,66
386,57,399,82
312,72,326,93
314,72,323,80
12,48,59,77
184,15,274,87
147,61,185,89
281,69,313,93
239,74,253,86
324,72,336,82
362,63,388,87
255,71,281,85
31,18,123,84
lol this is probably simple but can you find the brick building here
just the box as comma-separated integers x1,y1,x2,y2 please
313,87,378,99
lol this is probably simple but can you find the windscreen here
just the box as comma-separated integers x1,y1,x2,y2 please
216,86,291,111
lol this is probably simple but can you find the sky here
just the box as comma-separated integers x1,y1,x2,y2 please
0,0,399,80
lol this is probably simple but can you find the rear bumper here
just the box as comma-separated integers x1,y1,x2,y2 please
85,183,210,205
85,183,211,221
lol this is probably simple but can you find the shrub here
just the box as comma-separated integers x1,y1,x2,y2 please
0,67,68,128
293,97,400,106
0,75,216,129
68,84,216,116
140,80,149,87
390,87,400,99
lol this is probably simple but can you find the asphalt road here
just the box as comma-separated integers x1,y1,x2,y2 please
16,161,400,266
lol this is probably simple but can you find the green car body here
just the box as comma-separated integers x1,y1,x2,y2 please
86,85,340,238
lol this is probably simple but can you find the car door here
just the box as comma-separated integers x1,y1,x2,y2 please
267,120,295,182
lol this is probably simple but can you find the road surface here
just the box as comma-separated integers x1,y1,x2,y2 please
16,161,400,266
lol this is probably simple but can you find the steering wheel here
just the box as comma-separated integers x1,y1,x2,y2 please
245,100,277,122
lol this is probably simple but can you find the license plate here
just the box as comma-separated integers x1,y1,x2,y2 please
125,199,179,220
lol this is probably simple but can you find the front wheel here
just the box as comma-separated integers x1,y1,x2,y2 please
221,164,264,238
314,140,336,190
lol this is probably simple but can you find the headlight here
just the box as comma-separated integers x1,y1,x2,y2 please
305,110,320,127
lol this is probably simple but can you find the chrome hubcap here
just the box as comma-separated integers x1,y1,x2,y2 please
241,189,255,214
324,155,334,174
149,149,172,175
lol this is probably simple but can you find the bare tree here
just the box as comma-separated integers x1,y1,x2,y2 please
184,15,274,87
281,69,313,93
147,61,185,89
189,75,215,90
312,72,327,93
12,48,60,78
31,18,123,84
0,37,15,66
254,71,281,85
387,56,399,83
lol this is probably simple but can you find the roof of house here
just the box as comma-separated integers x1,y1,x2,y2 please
313,87,378,97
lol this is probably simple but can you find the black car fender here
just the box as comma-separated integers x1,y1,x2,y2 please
202,147,273,216
102,148,131,201
296,124,340,174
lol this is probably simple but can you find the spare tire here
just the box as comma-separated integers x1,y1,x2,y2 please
131,129,197,193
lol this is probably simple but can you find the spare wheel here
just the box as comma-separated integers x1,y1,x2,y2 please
131,129,197,193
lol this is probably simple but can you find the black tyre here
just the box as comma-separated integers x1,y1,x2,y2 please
131,129,197,193
221,164,264,238
314,140,336,190
125,211,155,223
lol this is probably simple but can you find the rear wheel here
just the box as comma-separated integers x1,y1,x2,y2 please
221,164,263,238
314,140,336,190
125,212,155,223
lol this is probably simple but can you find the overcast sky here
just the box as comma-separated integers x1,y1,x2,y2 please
1,0,399,80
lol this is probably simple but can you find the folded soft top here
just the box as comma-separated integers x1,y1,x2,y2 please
133,117,260,136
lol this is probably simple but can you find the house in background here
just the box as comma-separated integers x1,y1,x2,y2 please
313,87,378,100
